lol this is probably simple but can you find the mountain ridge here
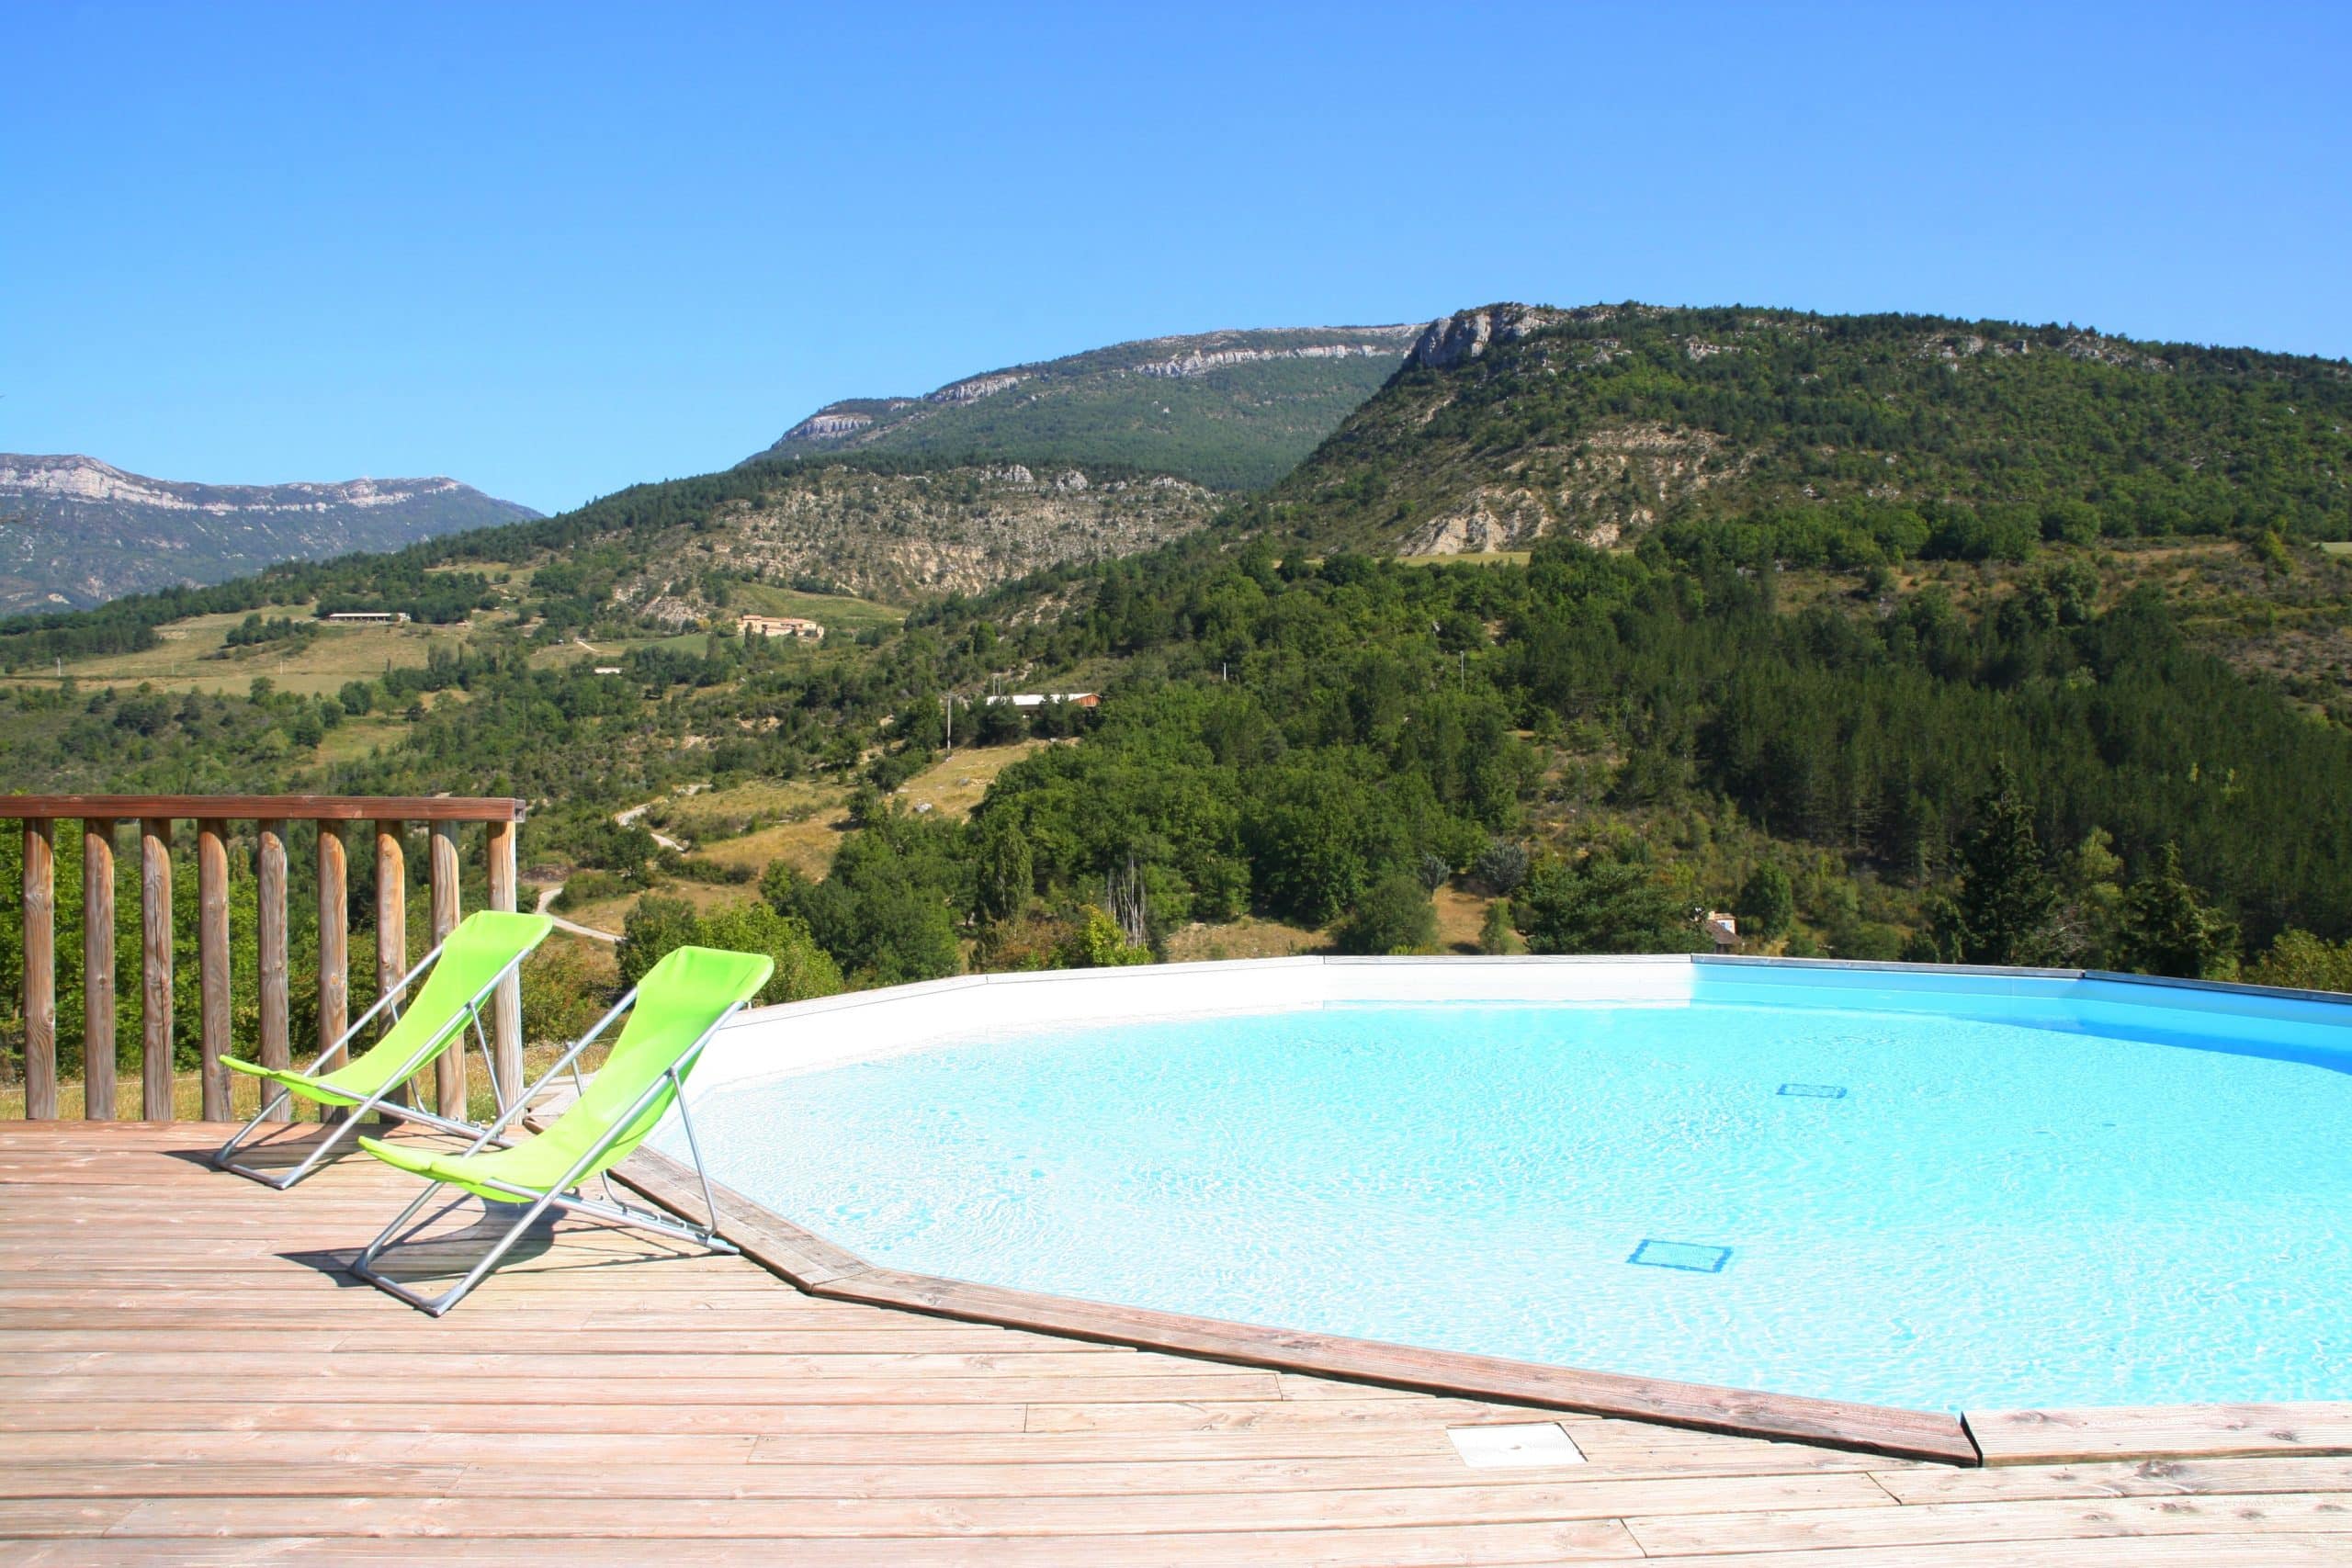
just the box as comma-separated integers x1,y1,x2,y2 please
0,453,540,615
743,323,1422,491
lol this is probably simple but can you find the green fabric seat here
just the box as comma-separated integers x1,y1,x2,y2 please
224,909,554,1108
358,944,772,1204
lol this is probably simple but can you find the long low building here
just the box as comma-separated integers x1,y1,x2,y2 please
739,615,824,640
984,691,1098,708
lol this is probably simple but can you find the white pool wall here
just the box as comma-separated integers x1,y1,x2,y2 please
674,954,2352,1115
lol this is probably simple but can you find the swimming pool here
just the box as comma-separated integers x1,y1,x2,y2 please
654,958,2352,1418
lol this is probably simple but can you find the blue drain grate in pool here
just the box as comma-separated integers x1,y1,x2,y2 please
1628,1239,1732,1273
1778,1083,1848,1099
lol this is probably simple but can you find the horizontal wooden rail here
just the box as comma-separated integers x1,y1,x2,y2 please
7,795,524,1122
5,795,524,824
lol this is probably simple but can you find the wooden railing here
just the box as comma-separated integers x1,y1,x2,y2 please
6,795,524,1122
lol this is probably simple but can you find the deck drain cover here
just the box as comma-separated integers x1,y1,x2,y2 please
1448,1422,1587,1467
1778,1083,1849,1099
1628,1238,1732,1272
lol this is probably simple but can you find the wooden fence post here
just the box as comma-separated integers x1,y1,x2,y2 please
196,820,232,1121
20,819,56,1121
488,815,522,1107
256,820,289,1121
82,819,116,1121
317,823,348,1120
428,821,462,1118
375,819,409,1113
140,818,173,1121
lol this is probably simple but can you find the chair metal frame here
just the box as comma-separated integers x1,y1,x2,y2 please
211,936,526,1190
350,983,748,1317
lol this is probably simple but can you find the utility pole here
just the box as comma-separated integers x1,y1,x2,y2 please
944,693,953,759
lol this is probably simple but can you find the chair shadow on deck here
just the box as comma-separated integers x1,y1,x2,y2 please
169,1125,708,1296
165,1120,375,1179
296,1191,712,1295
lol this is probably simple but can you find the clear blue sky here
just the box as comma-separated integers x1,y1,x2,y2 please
6,2,2347,513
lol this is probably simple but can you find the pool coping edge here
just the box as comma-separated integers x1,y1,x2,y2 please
616,1143,1981,1466
614,1145,2352,1471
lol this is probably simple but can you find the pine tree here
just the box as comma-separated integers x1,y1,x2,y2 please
2111,844,2239,980
1953,765,2059,966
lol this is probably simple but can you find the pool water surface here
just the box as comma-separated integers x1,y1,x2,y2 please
666,979,2352,1412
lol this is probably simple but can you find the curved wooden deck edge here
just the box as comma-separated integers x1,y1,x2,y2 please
819,1266,1983,1466
618,1147,1977,1466
621,1145,2352,1473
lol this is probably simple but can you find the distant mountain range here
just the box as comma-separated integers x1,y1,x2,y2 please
743,324,1421,491
0,455,540,615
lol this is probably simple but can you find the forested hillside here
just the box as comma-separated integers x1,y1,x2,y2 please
747,325,1419,490
1264,303,2352,557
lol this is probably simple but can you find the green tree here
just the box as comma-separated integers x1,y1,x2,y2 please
2245,929,2352,993
970,812,1034,922
2110,844,2239,980
1514,853,1701,955
617,896,702,988
1951,769,2060,965
1334,873,1437,955
698,901,845,1004
1734,863,1794,942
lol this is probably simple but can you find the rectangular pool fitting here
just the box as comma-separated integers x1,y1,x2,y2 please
1448,1421,1588,1467
1628,1238,1732,1272
1778,1083,1849,1098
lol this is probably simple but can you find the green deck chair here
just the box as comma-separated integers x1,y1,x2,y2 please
350,944,773,1315
212,910,554,1189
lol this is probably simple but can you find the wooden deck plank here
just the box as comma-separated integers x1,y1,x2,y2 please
18,1372,1283,1406
9,1520,1643,1566
1872,1453,2352,1504
6,1123,2351,1562
1967,1403,2352,1464
1625,1491,2352,1554
92,1471,1890,1537
0,1348,1229,1380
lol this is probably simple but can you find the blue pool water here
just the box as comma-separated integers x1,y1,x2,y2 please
673,973,2352,1411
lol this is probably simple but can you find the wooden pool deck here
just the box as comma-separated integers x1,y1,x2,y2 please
4,1122,2350,1564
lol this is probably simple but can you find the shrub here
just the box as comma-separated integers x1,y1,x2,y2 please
1479,897,1525,955
519,937,619,1047
1058,906,1151,967
1334,874,1437,956
1472,840,1531,897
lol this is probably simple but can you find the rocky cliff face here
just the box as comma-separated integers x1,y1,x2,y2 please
1406,304,1640,370
1135,339,1411,378
615,463,1218,617
0,455,540,614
